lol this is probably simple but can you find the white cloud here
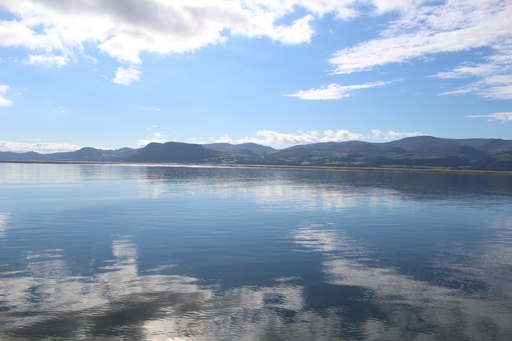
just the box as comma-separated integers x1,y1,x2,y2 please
0,139,81,153
145,125,159,132
0,0,434,69
370,129,427,140
3,0,510,99
467,112,512,123
0,0,330,68
440,74,512,100
137,139,154,147
265,14,315,44
215,128,428,146
243,0,353,19
370,0,415,15
9,0,508,99
212,134,234,143
433,44,512,99
27,54,69,67
330,1,512,73
0,84,13,106
239,130,321,145
321,129,363,142
238,129,363,145
285,81,392,100
328,0,512,99
137,132,167,147
112,66,141,85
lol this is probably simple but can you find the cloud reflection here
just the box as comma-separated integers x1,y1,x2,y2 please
3,163,506,211
0,238,344,340
0,163,83,184
135,167,406,212
2,164,512,340
0,212,8,238
5,225,510,340
0,224,511,340
294,224,512,340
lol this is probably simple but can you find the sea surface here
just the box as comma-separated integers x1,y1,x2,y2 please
1,163,512,340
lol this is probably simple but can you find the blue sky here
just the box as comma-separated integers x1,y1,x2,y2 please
0,0,511,152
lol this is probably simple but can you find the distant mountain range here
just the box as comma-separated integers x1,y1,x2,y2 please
1,136,512,170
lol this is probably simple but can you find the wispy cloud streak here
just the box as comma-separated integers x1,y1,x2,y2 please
467,112,512,123
329,0,512,99
285,81,393,100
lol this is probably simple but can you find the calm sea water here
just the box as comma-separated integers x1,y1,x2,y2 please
1,163,512,340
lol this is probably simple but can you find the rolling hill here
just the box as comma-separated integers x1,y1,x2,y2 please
1,136,511,170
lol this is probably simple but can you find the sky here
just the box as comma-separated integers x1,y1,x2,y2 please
0,0,511,153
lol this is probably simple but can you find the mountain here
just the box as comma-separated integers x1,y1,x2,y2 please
1,136,512,170
204,142,275,155
285,141,380,153
381,136,488,161
129,142,218,163
456,138,512,155
0,147,137,162
247,136,512,169
0,151,43,161
268,141,383,166
46,147,138,162
200,142,275,164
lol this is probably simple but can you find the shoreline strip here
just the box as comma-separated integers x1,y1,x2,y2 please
1,160,512,176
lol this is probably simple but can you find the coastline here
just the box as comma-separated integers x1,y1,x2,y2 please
2,160,512,176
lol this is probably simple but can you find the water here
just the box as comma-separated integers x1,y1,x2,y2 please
1,163,512,340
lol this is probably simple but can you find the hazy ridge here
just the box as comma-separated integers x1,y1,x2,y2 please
1,136,512,170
